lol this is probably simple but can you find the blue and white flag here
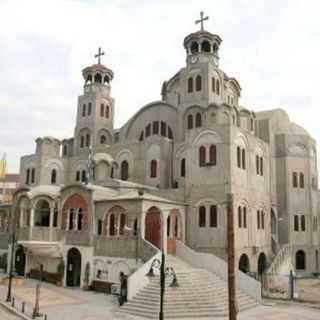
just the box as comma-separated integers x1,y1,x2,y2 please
86,147,94,184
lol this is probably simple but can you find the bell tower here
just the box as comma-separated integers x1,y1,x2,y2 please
74,48,115,154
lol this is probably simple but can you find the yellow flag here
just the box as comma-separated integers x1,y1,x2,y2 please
0,153,6,180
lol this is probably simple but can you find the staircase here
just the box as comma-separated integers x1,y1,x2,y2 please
119,255,259,319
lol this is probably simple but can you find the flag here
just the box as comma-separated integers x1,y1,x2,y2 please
0,153,6,180
85,147,94,184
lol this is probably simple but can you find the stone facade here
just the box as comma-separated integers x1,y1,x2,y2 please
9,23,320,287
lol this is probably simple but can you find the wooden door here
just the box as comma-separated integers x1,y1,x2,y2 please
145,209,161,249
167,211,179,254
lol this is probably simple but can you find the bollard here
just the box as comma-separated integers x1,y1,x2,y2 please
288,270,294,300
22,301,25,313
11,296,15,307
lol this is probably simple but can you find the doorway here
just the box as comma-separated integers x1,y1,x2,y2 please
66,248,82,287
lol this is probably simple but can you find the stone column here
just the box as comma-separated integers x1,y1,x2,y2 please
19,208,24,228
49,206,54,241
29,208,35,240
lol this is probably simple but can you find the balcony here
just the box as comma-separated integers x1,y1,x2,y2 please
65,231,92,246
17,227,63,242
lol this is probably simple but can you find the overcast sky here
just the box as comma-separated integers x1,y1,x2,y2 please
1,0,320,173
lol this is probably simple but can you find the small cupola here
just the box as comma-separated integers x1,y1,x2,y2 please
82,47,114,87
184,12,222,66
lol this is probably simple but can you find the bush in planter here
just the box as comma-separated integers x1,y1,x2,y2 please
56,260,65,285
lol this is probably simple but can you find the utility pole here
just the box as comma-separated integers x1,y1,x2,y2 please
227,193,237,320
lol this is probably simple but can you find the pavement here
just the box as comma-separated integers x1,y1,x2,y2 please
0,278,319,320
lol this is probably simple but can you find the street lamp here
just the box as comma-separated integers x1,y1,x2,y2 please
146,251,179,320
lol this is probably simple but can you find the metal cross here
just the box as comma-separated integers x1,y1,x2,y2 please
195,11,209,31
94,47,105,64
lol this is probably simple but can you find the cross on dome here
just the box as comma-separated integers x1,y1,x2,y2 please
94,47,105,64
195,11,209,31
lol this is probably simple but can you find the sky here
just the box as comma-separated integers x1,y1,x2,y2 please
1,0,320,173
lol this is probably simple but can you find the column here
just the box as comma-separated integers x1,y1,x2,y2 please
29,208,35,240
19,208,24,228
49,206,54,241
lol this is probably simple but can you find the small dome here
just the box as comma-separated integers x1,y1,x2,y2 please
82,63,114,86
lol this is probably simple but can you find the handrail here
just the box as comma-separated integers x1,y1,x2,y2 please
266,244,292,275
127,239,161,301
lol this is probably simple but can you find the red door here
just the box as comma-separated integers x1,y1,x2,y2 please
145,209,161,249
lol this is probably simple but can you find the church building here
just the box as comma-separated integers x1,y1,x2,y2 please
9,13,320,291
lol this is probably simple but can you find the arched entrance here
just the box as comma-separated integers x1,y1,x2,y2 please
296,250,306,271
145,207,161,249
258,252,267,275
66,248,82,287
15,245,26,276
238,254,250,274
167,210,180,254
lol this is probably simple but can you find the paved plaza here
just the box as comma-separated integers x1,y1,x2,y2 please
0,279,319,320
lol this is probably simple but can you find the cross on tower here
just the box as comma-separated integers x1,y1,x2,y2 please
195,11,209,31
94,47,105,64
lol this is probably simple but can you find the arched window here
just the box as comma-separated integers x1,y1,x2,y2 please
150,160,157,178
187,114,193,129
145,124,151,137
97,219,102,235
88,103,92,116
212,77,215,92
199,206,206,227
195,113,202,128
301,215,306,231
139,132,144,142
242,149,246,169
77,208,83,230
210,205,217,227
51,169,57,184
82,104,86,117
100,104,105,117
181,158,186,177
168,127,173,140
161,122,167,137
69,208,74,230
196,75,202,91
296,250,306,270
257,210,260,229
94,73,102,83
76,170,80,182
31,168,35,183
100,135,106,144
188,77,193,93
237,146,241,168
133,218,138,236
121,160,129,181
63,145,67,156
110,167,114,178
191,42,199,54
153,121,159,135
300,172,304,188
293,172,298,188
243,207,247,228
109,213,115,236
26,169,30,184
119,213,126,235
216,80,220,95
199,146,206,167
106,106,110,118
202,41,211,53
80,136,84,148
85,134,90,147
238,206,242,228
104,75,109,84
261,211,265,229
209,145,217,165
81,170,86,183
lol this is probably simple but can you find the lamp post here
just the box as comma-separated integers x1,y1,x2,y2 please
227,193,237,320
146,251,179,320
6,232,15,302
